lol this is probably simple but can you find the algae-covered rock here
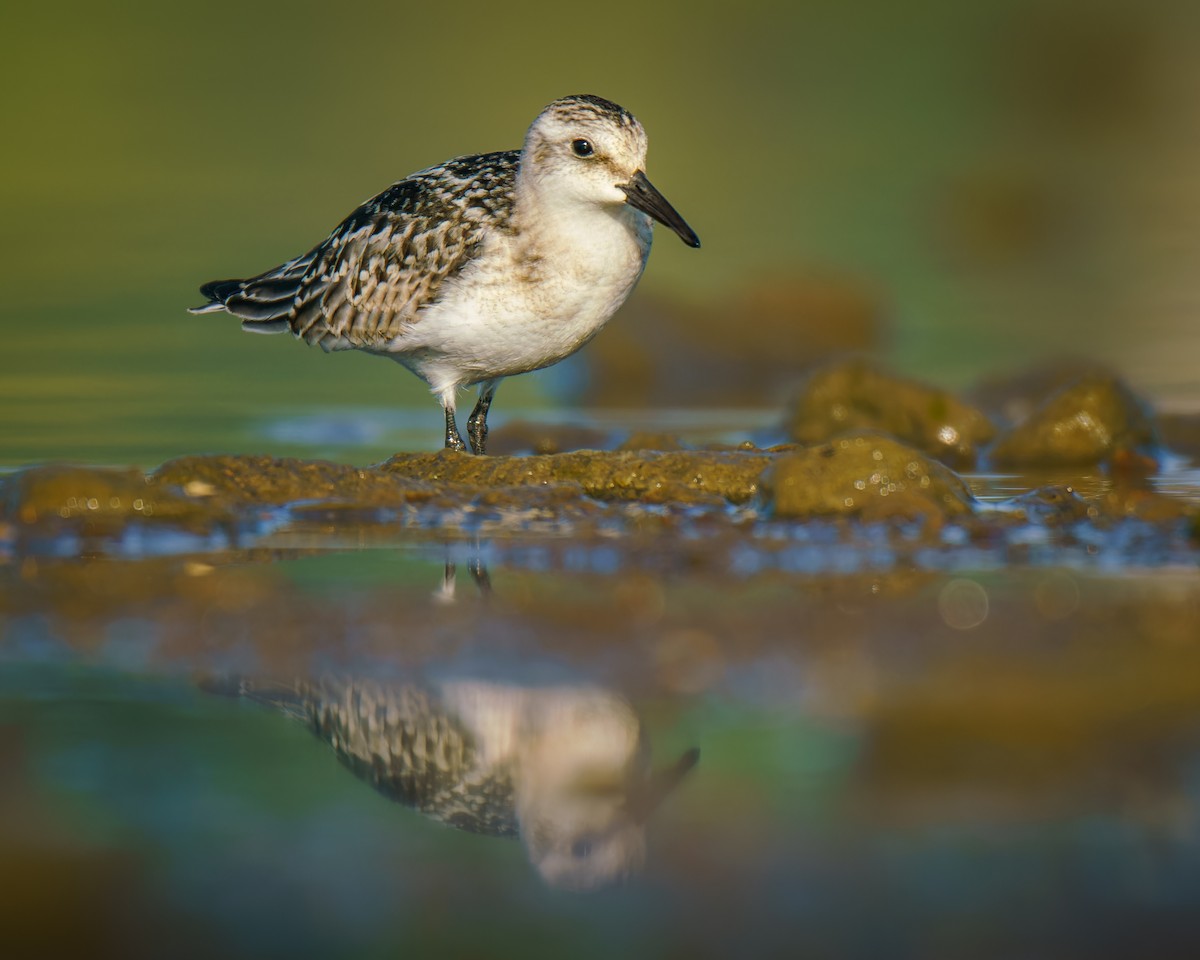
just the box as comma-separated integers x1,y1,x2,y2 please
153,454,435,508
967,359,1118,427
1,464,230,532
761,434,976,522
988,376,1159,468
785,360,996,468
380,449,775,504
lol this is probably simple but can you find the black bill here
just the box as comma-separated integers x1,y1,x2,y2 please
627,747,701,824
618,170,701,248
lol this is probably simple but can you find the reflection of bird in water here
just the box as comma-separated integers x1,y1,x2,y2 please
209,674,698,891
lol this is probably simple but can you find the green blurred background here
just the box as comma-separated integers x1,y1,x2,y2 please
4,0,1200,465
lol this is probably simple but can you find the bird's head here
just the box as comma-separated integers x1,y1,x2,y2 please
522,94,700,248
512,686,700,891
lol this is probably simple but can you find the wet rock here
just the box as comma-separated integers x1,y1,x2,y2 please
784,360,996,468
760,434,976,522
0,464,230,533
988,375,1159,468
153,454,435,508
1000,485,1094,525
967,358,1118,427
380,449,775,505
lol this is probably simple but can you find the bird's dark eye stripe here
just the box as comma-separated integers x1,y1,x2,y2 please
571,138,594,158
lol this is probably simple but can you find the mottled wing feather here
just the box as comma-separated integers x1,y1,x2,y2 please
206,152,519,353
299,677,519,837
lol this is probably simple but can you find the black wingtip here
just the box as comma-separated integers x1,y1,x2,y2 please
198,278,244,303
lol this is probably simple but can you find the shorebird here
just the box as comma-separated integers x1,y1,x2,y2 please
209,673,699,891
190,94,700,454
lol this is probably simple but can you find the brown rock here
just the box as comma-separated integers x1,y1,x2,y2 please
153,454,434,508
1,464,229,533
785,360,996,468
988,375,1158,468
968,358,1118,427
761,434,977,522
380,449,774,505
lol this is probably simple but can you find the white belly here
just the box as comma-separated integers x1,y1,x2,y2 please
390,207,652,398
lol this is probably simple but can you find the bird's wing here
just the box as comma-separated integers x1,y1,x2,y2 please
196,151,519,351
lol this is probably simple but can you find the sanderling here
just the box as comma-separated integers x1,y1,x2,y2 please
190,94,699,454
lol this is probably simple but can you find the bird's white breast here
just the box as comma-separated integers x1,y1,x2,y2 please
393,202,652,394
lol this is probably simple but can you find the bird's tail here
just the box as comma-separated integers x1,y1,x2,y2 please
189,278,247,313
188,247,321,332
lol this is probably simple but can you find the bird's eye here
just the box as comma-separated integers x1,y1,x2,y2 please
571,138,594,158
570,838,594,859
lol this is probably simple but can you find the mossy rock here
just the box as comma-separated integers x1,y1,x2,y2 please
153,454,435,508
1,464,231,532
761,434,976,522
988,376,1159,468
380,449,775,504
785,360,996,468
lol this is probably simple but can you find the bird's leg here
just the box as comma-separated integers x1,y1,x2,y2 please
467,557,492,596
444,404,467,452
467,380,499,456
433,561,457,604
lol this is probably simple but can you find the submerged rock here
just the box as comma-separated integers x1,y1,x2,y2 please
988,375,1159,468
760,434,976,522
784,360,996,469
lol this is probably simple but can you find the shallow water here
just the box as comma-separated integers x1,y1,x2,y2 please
3,408,1200,958
10,1,1200,953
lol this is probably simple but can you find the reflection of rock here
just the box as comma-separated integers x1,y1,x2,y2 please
208,675,697,892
